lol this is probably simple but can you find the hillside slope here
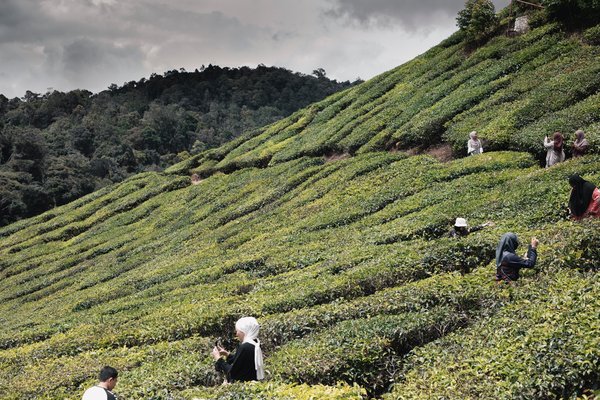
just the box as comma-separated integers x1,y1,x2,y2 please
166,21,600,180
1,20,599,400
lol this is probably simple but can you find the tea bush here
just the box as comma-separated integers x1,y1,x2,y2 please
167,22,598,176
385,269,600,400
181,381,366,400
583,23,600,45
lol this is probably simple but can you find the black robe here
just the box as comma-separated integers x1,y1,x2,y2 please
215,342,257,382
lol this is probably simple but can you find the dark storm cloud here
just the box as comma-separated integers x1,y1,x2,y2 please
325,0,506,30
61,38,146,87
0,0,133,45
0,0,269,96
0,0,29,27
0,0,44,41
0,0,507,98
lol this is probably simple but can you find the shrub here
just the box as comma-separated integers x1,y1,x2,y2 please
583,23,600,45
542,0,600,26
181,381,366,400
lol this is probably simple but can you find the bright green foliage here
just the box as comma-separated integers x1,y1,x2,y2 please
385,269,600,400
169,21,599,175
1,151,599,399
181,381,366,399
1,16,600,400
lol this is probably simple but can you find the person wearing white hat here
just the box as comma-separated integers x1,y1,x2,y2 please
447,217,493,238
212,316,265,382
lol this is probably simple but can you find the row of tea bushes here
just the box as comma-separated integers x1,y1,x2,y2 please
0,154,584,346
164,21,599,182
385,268,600,400
180,381,366,400
270,307,462,396
1,152,599,398
444,35,599,156
0,336,217,400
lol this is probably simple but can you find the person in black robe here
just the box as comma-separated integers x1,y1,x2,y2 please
568,174,600,220
211,316,264,382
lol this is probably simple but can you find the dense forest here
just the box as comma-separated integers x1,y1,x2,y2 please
0,65,357,226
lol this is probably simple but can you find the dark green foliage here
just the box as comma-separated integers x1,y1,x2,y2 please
583,23,600,44
542,0,600,27
457,0,499,43
0,66,355,226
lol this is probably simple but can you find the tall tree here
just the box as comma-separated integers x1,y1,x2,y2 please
457,0,499,43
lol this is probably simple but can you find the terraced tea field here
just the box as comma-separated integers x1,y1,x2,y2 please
1,17,599,400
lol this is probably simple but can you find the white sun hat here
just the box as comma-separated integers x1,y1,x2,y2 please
454,217,468,227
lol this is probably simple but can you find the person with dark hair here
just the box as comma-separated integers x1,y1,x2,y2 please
568,175,600,220
82,366,118,400
495,233,539,284
544,132,565,168
571,130,589,158
212,316,265,383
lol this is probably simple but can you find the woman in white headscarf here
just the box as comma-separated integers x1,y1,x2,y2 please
212,317,265,382
543,132,565,167
467,131,483,155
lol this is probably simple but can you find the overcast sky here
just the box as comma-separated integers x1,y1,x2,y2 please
0,0,506,98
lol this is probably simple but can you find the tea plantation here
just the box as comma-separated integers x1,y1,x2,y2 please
1,17,599,400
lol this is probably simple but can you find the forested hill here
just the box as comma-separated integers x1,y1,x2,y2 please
0,5,599,400
0,65,356,226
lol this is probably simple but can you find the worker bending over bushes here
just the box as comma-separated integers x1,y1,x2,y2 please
495,233,539,284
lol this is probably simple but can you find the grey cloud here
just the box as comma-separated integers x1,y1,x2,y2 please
0,0,46,41
325,0,505,30
0,0,498,98
272,31,297,42
0,0,39,28
127,3,251,36
61,38,146,88
0,0,135,45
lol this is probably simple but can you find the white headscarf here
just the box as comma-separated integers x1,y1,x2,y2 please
235,317,264,380
468,131,483,155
